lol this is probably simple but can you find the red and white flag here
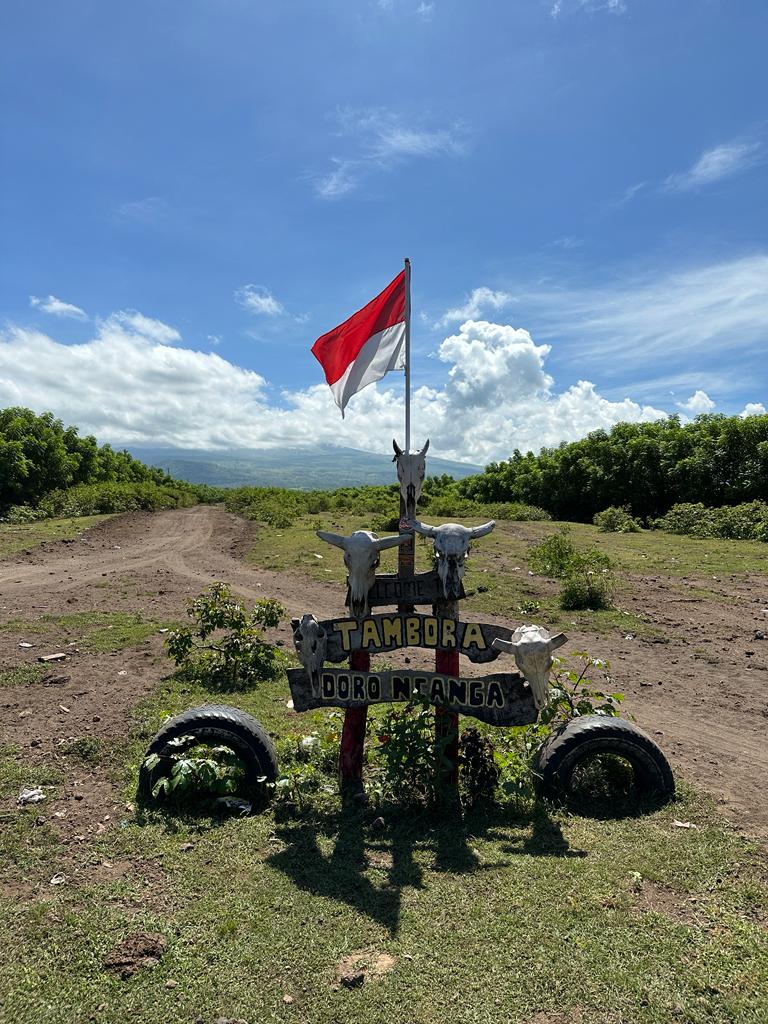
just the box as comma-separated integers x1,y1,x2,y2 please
312,270,406,417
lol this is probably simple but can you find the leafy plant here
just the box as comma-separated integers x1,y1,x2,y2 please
167,582,286,689
143,737,247,801
371,696,457,806
559,566,614,610
593,505,642,533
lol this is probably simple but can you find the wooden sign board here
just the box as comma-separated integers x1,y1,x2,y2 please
291,612,516,665
287,667,537,728
352,570,464,609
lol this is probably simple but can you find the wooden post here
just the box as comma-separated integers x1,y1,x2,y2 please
435,598,460,794
339,648,369,791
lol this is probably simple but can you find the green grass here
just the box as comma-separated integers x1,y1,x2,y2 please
0,514,113,559
0,611,174,653
1,667,767,1024
0,664,45,686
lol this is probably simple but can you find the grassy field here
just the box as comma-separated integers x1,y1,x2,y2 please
0,515,113,559
0,611,173,655
2,664,767,1024
2,512,768,1023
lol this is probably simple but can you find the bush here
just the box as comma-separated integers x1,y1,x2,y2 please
559,569,614,610
655,501,768,541
167,582,286,689
593,505,641,533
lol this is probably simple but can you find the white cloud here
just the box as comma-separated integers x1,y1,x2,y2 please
677,390,716,415
665,139,762,192
520,254,768,375
551,0,626,17
107,311,181,345
235,285,286,317
29,295,87,320
315,107,464,199
116,196,165,224
0,313,681,464
740,402,766,418
435,287,514,328
207,334,222,347
548,236,583,250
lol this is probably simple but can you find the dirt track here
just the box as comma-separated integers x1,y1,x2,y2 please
2,505,767,842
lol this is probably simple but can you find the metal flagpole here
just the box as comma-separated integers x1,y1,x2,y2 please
404,257,411,454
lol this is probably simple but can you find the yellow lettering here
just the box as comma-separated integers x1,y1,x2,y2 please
423,616,438,647
334,619,357,652
361,618,382,649
381,616,403,647
462,622,487,650
406,616,421,647
441,619,456,648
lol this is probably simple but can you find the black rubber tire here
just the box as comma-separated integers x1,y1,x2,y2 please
138,704,278,807
535,715,674,805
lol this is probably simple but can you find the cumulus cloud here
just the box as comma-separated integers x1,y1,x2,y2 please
740,402,766,418
29,295,87,320
0,313,679,464
677,390,716,415
235,285,286,317
435,287,513,327
665,139,762,192
107,311,181,345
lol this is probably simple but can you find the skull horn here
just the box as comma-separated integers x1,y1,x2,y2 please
409,518,438,538
373,533,412,551
420,439,430,455
468,520,496,539
315,530,349,550
392,439,404,460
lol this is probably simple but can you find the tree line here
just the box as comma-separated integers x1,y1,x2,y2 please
0,407,175,511
457,413,768,522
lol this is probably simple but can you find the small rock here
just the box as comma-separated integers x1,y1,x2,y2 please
58,705,70,713
283,994,295,1004
18,641,34,648
30,738,41,747
164,979,178,989
43,674,70,686
49,873,67,885
180,842,195,852
370,816,386,831
18,787,46,805
38,652,67,663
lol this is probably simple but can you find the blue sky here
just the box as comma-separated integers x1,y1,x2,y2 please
1,0,766,463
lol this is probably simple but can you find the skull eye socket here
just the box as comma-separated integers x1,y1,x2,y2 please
295,632,303,642
317,629,326,639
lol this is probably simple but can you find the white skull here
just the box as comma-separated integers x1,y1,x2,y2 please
492,625,568,710
410,518,496,600
392,438,429,515
316,529,410,618
293,613,328,694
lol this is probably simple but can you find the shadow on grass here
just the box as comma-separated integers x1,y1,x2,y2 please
266,799,586,935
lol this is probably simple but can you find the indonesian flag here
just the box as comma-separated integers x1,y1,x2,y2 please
312,270,406,416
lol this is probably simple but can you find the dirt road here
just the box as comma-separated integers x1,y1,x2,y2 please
2,505,767,841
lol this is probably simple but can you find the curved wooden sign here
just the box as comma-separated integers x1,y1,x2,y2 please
287,666,537,728
291,612,515,665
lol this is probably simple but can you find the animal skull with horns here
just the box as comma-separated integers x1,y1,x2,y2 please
316,529,410,618
492,625,567,710
292,613,328,695
392,438,429,516
409,518,496,600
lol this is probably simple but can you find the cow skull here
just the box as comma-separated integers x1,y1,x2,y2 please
409,518,496,600
316,529,410,618
293,613,328,694
392,438,430,516
492,625,568,710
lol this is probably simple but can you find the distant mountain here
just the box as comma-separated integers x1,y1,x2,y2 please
128,445,482,490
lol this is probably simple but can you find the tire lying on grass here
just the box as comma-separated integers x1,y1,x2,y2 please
138,704,278,810
535,715,674,808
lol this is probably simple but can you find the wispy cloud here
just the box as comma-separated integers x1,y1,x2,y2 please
116,196,166,224
235,285,286,317
517,254,768,380
107,311,181,345
315,107,465,199
29,294,87,320
435,287,514,328
665,139,762,192
377,0,435,17
551,0,626,17
547,236,584,250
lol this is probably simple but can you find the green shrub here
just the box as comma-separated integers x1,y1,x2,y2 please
559,569,614,610
167,582,286,689
528,529,579,577
593,505,641,533
655,500,768,541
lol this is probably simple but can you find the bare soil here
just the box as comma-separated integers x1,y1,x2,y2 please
1,505,767,846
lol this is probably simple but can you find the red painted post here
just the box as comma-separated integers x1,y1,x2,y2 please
435,598,460,794
339,648,370,790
